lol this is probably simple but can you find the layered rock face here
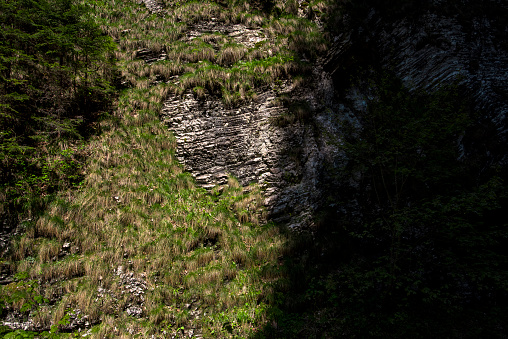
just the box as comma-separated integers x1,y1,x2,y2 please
161,70,340,227
162,91,287,188
152,6,342,228
327,1,508,158
383,13,508,161
159,1,508,227
140,0,164,14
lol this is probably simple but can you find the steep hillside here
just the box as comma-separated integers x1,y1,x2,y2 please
1,0,309,337
2,0,508,338
262,0,508,337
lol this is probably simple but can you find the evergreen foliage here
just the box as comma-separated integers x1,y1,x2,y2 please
0,0,115,224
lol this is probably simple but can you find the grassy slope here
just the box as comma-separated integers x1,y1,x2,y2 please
1,0,331,338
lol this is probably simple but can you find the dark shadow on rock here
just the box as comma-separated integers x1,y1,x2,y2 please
252,1,508,337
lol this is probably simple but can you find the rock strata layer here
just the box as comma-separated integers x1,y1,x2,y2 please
326,3,508,161
141,0,163,14
161,64,341,228
159,1,508,228
380,12,508,146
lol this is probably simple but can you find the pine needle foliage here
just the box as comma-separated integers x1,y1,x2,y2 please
0,0,116,232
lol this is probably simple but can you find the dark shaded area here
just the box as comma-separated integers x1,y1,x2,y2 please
256,76,508,339
254,1,508,337
324,0,508,32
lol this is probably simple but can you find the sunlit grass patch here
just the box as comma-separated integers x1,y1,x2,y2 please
0,0,328,336
217,44,248,66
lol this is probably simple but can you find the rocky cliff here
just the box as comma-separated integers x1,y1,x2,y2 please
331,2,508,150
157,0,508,229
2,0,508,337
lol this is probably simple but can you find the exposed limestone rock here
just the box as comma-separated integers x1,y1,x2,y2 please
160,1,508,229
326,3,508,160
162,90,286,188
2,308,92,333
134,20,266,67
148,5,345,229
378,13,508,140
185,21,266,49
2,316,34,332
161,64,342,228
115,265,147,317
141,0,164,14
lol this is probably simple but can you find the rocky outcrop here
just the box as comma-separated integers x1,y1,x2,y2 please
157,17,343,228
162,91,286,188
326,1,508,160
184,21,266,49
381,14,507,140
159,1,508,228
140,0,164,14
161,68,341,227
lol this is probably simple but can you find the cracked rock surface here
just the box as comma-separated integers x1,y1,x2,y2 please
161,65,343,228
141,0,164,14
326,2,508,160
160,1,508,229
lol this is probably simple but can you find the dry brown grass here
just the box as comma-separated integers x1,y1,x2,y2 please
150,61,184,79
217,45,248,66
201,33,228,45
35,258,85,282
0,0,326,336
174,2,221,23
37,240,61,264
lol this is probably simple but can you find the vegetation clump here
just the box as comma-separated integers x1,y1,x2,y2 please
0,0,115,236
109,0,328,106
